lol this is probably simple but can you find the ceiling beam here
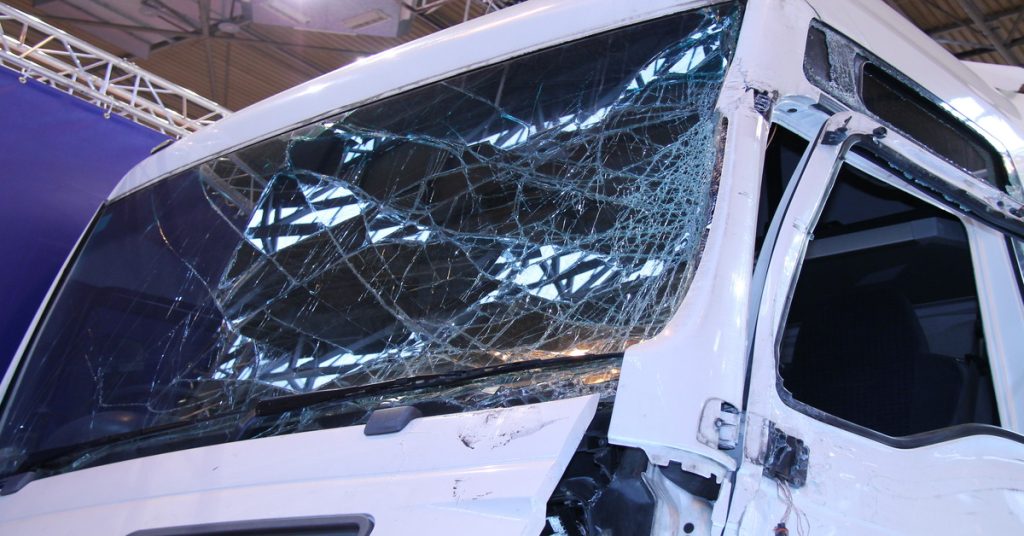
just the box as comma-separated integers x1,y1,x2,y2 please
199,0,216,99
927,5,1024,35
238,25,328,78
957,0,1022,65
43,16,372,55
933,36,989,48
44,16,198,37
954,35,1024,60
401,1,446,31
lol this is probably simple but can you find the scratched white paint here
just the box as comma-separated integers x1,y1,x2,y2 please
0,396,597,535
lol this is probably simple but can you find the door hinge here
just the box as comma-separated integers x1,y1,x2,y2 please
699,404,810,488
698,399,741,451
761,422,809,488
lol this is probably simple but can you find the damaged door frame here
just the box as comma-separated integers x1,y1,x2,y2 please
724,106,1024,534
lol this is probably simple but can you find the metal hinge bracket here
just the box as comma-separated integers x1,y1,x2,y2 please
760,422,809,488
697,399,742,451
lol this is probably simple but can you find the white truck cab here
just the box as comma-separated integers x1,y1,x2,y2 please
2,1,1024,534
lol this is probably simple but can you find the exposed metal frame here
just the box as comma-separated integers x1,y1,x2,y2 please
0,3,229,137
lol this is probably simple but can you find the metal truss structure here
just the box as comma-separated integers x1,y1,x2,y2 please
884,0,1024,65
0,3,229,137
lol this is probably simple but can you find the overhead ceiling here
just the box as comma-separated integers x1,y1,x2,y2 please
4,0,1024,112
4,0,524,110
882,0,1024,66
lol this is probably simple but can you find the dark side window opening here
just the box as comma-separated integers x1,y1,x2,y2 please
778,162,1000,438
755,125,810,260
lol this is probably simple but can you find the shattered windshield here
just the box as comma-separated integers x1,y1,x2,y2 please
0,2,741,476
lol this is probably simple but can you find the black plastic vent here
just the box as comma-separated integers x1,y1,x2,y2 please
861,64,1005,188
127,515,374,536
804,23,1011,191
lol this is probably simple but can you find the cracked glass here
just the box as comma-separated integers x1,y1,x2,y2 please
0,2,741,477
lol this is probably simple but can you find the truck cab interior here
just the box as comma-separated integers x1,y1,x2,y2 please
760,128,1001,438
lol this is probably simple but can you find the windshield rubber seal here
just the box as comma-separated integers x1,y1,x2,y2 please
255,352,625,417
0,207,105,414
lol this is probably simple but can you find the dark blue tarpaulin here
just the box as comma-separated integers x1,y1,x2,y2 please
0,67,169,372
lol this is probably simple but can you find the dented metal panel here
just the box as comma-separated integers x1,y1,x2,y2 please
0,396,598,536
732,110,1024,535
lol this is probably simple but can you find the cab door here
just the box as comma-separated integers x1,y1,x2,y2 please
728,110,1024,534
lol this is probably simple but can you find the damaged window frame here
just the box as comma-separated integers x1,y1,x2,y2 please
756,108,1024,450
1012,238,1024,297
0,2,745,483
802,20,1023,198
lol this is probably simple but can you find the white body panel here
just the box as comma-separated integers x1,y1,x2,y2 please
0,396,597,535
734,430,1024,534
608,0,810,475
730,111,1024,534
